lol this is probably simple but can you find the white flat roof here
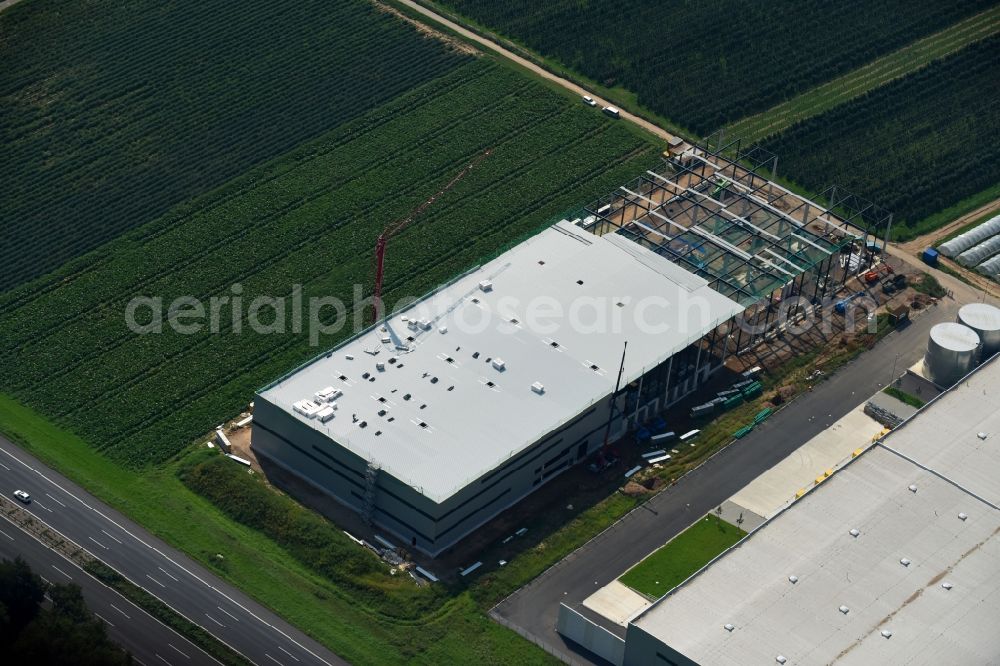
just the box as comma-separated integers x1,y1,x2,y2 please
631,357,1000,665
260,221,742,502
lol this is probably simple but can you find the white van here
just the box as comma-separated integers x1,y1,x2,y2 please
582,95,597,107
602,106,620,118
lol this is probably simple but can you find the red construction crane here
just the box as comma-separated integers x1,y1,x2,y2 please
371,148,492,323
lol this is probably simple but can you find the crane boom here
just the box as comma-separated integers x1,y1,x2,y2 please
372,148,492,322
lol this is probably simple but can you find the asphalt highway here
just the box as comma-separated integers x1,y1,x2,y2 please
492,299,961,664
0,513,217,665
0,440,348,666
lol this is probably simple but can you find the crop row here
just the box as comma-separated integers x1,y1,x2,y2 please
437,0,993,134
0,0,467,291
763,35,1000,239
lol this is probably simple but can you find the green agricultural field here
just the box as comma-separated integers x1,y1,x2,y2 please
763,36,1000,240
432,0,994,135
0,0,465,291
619,514,746,599
0,56,658,467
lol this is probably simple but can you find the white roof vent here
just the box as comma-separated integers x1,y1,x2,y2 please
531,382,545,395
316,405,336,423
478,279,493,292
315,386,342,403
908,484,918,493
439,325,448,334
839,605,850,614
881,629,892,639
941,581,953,590
958,512,968,521
788,575,798,584
977,432,988,440
492,358,506,371
900,558,911,567
723,623,734,632
380,335,391,344
776,656,787,665
849,528,860,538
407,320,419,330
419,319,432,330
293,400,323,419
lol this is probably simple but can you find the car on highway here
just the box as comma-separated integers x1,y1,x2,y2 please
582,95,596,107
13,489,31,503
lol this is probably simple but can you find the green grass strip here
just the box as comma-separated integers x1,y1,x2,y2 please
619,514,745,599
727,5,1000,144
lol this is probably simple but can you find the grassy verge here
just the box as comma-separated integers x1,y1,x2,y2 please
726,5,1000,144
883,387,926,409
619,515,745,599
913,273,948,298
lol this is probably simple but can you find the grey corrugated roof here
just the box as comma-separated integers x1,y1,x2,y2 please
631,357,1000,665
260,221,743,502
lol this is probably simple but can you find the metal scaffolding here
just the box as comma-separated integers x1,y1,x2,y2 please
581,139,869,308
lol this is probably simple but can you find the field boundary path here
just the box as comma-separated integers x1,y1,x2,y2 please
726,4,1000,144
491,297,972,664
392,0,677,144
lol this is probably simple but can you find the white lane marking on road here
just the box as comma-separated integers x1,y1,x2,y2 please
45,492,66,507
205,613,225,628
146,573,166,588
135,659,148,666
111,603,131,619
89,536,109,550
51,564,72,579
158,566,179,582
101,529,123,544
0,528,12,541
217,606,240,622
278,645,300,661
168,643,190,659
95,612,115,627
265,654,286,666
1,444,332,666
156,653,173,665
0,461,9,470
34,500,53,513
40,576,50,584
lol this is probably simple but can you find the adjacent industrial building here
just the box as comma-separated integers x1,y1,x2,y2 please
251,142,879,556
586,355,1000,665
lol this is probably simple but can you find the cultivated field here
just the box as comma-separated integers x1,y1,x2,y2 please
763,36,1000,240
0,0,465,291
434,0,994,134
0,57,657,467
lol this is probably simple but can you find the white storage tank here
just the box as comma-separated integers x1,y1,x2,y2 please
957,302,1000,359
925,322,980,386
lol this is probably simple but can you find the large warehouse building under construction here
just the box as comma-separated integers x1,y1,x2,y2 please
251,143,879,556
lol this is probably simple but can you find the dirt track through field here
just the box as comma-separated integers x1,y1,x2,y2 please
392,0,677,145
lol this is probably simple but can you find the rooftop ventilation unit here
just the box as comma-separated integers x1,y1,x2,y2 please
900,558,911,567
849,528,860,537
380,336,391,344
492,358,506,371
316,405,336,423
941,581,953,590
838,605,849,614
293,400,323,419
315,386,342,403
881,629,892,639
376,362,385,372
407,320,418,331
419,319,432,330
531,382,545,395
439,325,448,334
788,575,798,584
724,624,734,632
776,657,786,665
478,279,493,292
958,512,968,521
908,484,918,493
